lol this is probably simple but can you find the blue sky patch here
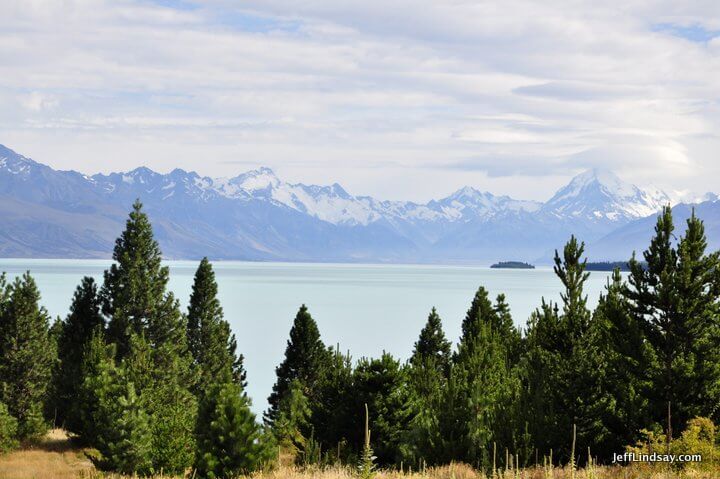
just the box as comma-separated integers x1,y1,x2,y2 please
653,23,720,42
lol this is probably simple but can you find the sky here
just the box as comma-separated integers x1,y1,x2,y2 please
1,0,720,202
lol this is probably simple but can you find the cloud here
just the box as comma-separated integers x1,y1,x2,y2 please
20,92,59,112
0,0,719,201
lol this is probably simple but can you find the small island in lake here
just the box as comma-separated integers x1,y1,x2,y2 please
490,261,535,269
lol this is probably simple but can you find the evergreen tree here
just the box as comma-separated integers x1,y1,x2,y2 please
146,380,197,474
102,200,185,362
457,287,496,360
410,307,451,373
54,277,104,432
0,272,55,439
445,285,526,468
522,300,562,456
404,308,452,465
187,257,246,396
590,269,654,458
523,236,597,463
124,332,197,474
98,201,197,472
273,379,312,460
675,211,720,421
266,304,331,426
195,381,275,478
311,346,355,462
77,330,115,444
493,294,522,363
91,362,153,476
452,316,518,467
625,207,720,435
0,400,17,453
554,236,592,343
352,353,411,466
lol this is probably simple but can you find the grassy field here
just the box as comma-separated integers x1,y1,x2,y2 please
1,430,717,479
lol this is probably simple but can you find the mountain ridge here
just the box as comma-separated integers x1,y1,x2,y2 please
0,144,713,263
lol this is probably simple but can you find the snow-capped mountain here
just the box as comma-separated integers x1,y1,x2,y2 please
541,168,671,225
0,144,713,263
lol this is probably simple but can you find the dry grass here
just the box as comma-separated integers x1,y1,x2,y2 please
0,429,93,479
0,431,718,479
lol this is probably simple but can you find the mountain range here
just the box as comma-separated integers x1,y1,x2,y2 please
0,144,717,263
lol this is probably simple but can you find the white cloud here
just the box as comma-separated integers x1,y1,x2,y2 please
0,0,719,201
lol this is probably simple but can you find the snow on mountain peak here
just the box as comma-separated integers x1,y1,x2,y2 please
544,168,671,222
0,144,37,175
230,166,280,192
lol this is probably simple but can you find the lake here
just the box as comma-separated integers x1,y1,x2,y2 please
0,259,619,415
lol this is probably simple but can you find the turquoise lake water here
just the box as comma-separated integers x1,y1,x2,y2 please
0,259,619,415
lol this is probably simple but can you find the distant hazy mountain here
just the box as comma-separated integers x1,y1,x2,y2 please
588,199,720,261
0,144,712,263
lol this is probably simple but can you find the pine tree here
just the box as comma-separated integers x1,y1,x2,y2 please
98,201,197,472
675,210,720,420
0,272,55,439
457,286,496,360
352,353,411,466
187,257,246,396
590,269,653,458
195,381,275,478
311,346,355,462
404,308,452,465
523,236,597,463
77,330,115,444
625,207,720,434
54,277,104,432
102,199,183,361
493,294,522,363
0,400,17,453
410,307,451,373
274,379,312,461
266,304,330,426
91,365,153,476
448,285,525,468
554,236,592,344
522,300,562,457
146,379,197,474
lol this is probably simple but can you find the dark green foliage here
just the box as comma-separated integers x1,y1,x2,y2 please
195,381,275,478
490,261,534,269
146,381,197,474
410,307,451,373
451,310,520,468
187,257,246,395
625,207,720,436
90,360,153,476
589,269,654,458
266,304,330,427
403,308,452,465
273,379,311,459
352,353,410,466
76,330,115,444
54,277,104,433
0,272,55,440
457,286,496,361
123,331,196,474
0,400,17,453
523,236,597,462
96,201,197,473
311,346,355,462
102,200,184,361
5,201,720,473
